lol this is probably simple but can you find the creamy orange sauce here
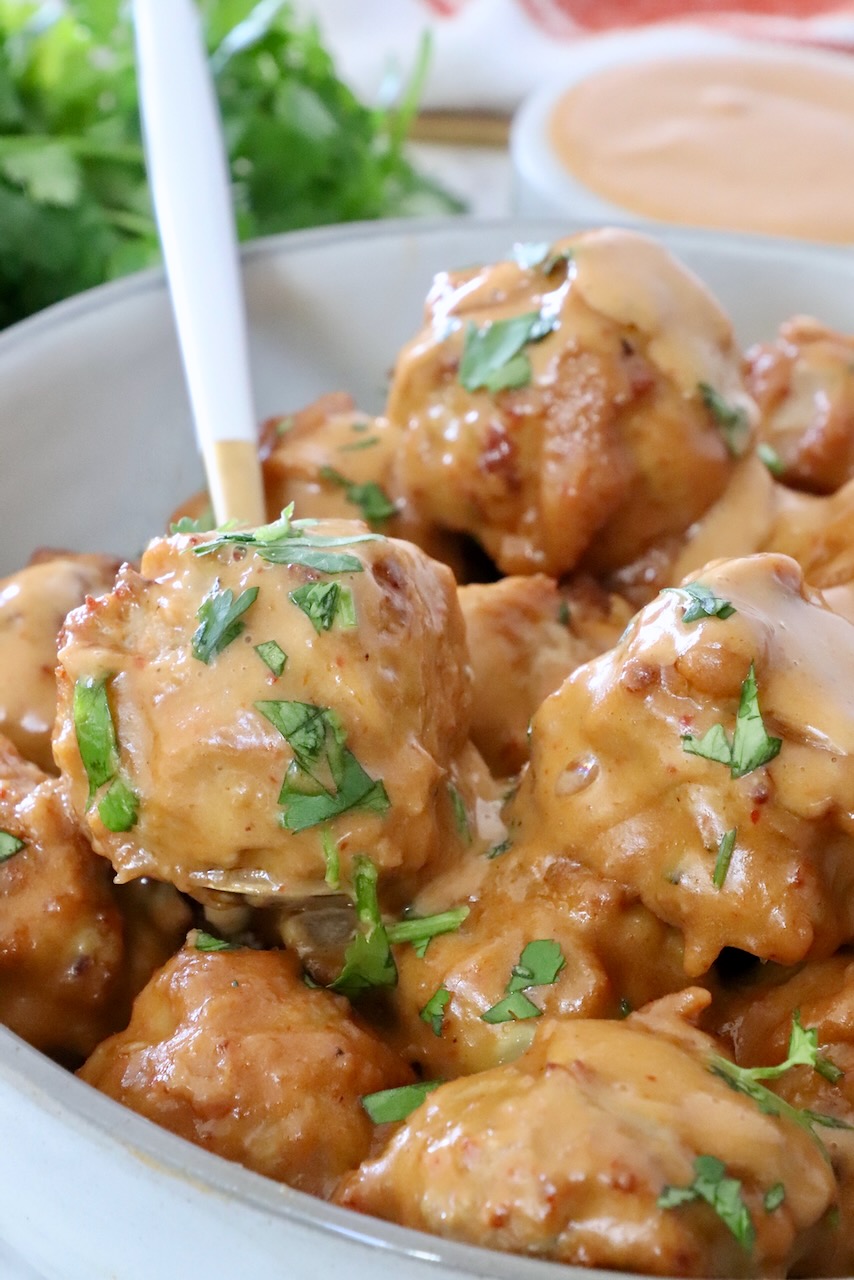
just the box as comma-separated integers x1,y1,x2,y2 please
550,55,854,243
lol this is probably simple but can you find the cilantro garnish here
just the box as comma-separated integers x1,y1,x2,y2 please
757,442,784,477
487,838,512,860
329,856,396,999
289,581,356,633
386,906,469,955
255,640,287,677
193,931,238,953
698,382,751,456
447,783,471,843
658,1155,755,1251
511,241,573,273
192,583,258,663
256,700,389,832
482,939,566,1024
72,675,139,832
319,467,398,525
338,436,380,453
194,504,379,575
458,308,559,394
170,510,215,534
0,831,24,862
665,581,736,624
764,1183,785,1213
321,829,340,890
713,828,737,890
361,1079,441,1124
682,663,781,779
420,986,451,1037
618,998,632,1018
557,600,571,626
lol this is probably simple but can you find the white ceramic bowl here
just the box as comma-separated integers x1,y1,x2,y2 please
3,218,854,1280
510,25,854,236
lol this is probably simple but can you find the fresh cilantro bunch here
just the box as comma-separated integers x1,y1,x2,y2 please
0,0,460,327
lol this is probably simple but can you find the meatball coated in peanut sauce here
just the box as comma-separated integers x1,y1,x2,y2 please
386,845,691,1079
512,553,854,975
0,552,120,772
79,944,412,1197
53,518,478,904
388,227,753,578
337,989,835,1277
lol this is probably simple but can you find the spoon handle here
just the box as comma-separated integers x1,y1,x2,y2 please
132,0,266,526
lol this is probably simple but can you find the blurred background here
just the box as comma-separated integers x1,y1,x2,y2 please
1,0,853,329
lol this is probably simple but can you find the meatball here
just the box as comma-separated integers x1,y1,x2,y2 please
0,734,125,1061
337,989,834,1277
388,227,752,577
386,842,692,1079
745,316,854,495
54,519,476,903
79,943,412,1197
512,553,854,974
0,552,119,771
711,953,854,1277
458,574,633,775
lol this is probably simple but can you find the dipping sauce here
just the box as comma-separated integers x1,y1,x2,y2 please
549,54,854,242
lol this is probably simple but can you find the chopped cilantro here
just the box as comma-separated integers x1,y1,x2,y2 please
338,435,380,453
255,640,287,677
511,241,572,273
682,664,781,779
665,581,736,624
256,700,389,832
458,308,559,394
713,829,737,890
73,674,139,832
329,856,396,998
447,783,471,843
386,906,469,953
618,998,632,1019
0,831,24,862
361,1079,441,1124
764,1183,785,1213
321,829,340,890
191,583,258,663
194,504,379,574
98,776,139,833
193,931,238,953
482,939,566,1024
487,838,512,860
170,510,215,534
420,986,451,1037
319,467,398,525
658,1155,755,1251
274,416,295,437
757,442,785,477
289,580,356,633
698,382,751,456
557,600,571,626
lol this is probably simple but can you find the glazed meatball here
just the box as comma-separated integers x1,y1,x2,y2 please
512,553,854,975
54,520,476,903
79,943,412,1197
0,552,119,771
337,989,834,1277
745,316,854,494
388,227,752,578
458,574,633,775
0,734,125,1061
386,842,691,1079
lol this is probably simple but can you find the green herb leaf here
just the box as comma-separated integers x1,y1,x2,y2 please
193,931,238,953
481,990,542,1024
192,583,258,663
194,505,380,574
289,581,356,633
666,581,736,624
73,675,119,805
338,435,380,453
764,1183,785,1213
482,939,566,1023
255,640,287,677
97,776,138,833
511,242,572,273
329,856,396,998
682,722,733,768
731,663,782,778
170,511,215,534
618,997,632,1019
319,467,398,525
487,838,512,860
420,986,451,1036
386,906,469,952
713,829,737,890
757,442,785,477
447,783,471,843
698,382,751,457
458,308,558,393
321,828,340,890
557,599,571,626
658,1155,755,1251
0,830,24,862
361,1079,441,1124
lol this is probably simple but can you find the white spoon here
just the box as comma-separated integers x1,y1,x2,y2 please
132,0,266,527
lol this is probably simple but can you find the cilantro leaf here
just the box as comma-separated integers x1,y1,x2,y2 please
682,664,781,779
458,309,559,394
0,830,24,862
659,1155,755,1251
665,582,736,624
319,467,398,525
338,435,380,453
757,443,785,477
447,783,471,843
194,506,378,574
764,1183,785,1213
193,931,238,953
321,828,340,890
682,723,733,768
329,856,396,998
73,675,119,805
698,382,751,456
361,1079,441,1124
511,241,573,273
420,986,451,1037
713,828,737,890
386,906,469,951
487,838,512,860
482,939,566,1024
254,640,287,677
170,511,215,534
97,775,138,833
192,583,258,663
481,991,542,1024
289,581,356,633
